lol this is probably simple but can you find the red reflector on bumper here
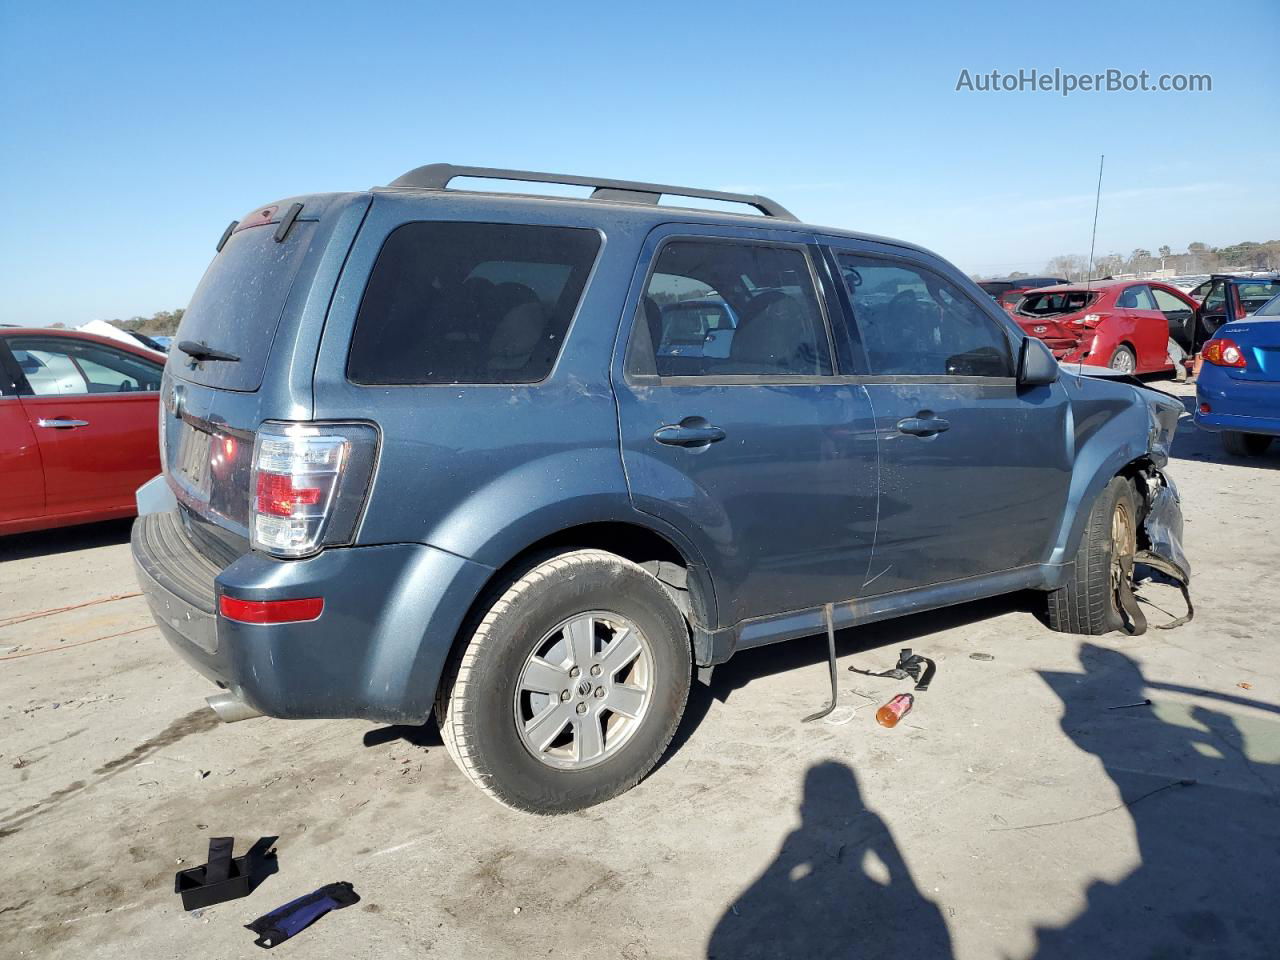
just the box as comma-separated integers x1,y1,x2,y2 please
219,595,324,624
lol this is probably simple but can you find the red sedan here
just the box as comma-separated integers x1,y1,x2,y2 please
0,328,164,535
1012,279,1197,376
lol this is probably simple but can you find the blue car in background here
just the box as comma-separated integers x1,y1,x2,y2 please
1195,286,1280,456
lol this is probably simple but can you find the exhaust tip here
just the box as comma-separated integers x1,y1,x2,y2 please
206,691,264,723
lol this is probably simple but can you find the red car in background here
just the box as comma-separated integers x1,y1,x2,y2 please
1012,279,1198,376
0,328,163,535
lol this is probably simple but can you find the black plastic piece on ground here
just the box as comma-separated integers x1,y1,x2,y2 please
849,648,937,691
174,836,279,910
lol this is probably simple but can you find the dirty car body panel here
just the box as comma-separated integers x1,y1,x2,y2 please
132,168,1189,725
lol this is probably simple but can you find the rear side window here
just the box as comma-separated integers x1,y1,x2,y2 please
174,221,317,392
627,240,832,378
837,255,1013,377
347,222,601,385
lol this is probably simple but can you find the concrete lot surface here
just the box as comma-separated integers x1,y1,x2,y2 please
2,382,1278,959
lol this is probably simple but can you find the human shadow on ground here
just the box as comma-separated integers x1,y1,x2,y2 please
1030,643,1280,958
706,760,953,960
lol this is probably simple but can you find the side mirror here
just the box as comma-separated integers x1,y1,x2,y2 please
1017,337,1059,386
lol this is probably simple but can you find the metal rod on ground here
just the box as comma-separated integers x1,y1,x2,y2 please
803,603,839,722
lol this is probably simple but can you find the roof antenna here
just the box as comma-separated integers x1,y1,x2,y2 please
1086,154,1104,290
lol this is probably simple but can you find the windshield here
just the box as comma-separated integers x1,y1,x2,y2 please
171,221,317,391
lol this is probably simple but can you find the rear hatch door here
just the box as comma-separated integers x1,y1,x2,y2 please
162,194,370,560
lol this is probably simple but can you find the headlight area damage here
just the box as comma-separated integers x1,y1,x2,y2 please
1122,389,1193,633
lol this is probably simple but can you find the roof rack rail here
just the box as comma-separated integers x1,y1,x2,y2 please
385,163,797,221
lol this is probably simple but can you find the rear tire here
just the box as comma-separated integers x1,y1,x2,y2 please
1047,477,1138,635
1222,431,1273,457
436,550,691,814
1108,345,1137,375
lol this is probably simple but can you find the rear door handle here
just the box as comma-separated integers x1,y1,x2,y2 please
653,419,727,448
896,416,950,437
36,418,90,429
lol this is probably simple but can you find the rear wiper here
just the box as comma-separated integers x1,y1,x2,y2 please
178,340,241,363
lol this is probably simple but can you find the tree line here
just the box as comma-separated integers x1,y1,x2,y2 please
106,309,185,335
974,239,1280,283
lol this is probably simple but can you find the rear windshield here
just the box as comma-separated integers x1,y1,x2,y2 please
347,221,601,385
1255,293,1280,316
978,282,1013,298
1017,291,1098,317
172,221,317,391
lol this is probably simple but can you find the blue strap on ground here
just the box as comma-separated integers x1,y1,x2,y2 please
245,881,360,949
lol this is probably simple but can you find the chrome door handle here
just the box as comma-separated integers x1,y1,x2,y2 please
36,418,89,429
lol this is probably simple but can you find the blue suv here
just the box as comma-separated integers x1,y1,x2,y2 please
132,164,1189,812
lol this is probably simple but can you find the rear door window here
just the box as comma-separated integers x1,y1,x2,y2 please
173,221,317,392
347,222,601,385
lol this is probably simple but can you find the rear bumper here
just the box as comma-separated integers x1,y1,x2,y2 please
1194,372,1280,436
131,510,493,723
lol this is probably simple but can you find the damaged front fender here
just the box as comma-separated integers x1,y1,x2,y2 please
1137,470,1190,583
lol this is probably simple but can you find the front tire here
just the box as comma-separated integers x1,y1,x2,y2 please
436,550,691,813
1222,431,1273,457
1047,477,1138,635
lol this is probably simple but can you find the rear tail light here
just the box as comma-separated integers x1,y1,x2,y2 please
250,421,378,557
1074,313,1105,327
1202,338,1247,369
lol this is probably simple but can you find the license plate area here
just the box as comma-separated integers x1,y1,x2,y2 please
174,424,213,499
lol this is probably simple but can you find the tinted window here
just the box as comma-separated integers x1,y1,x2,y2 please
628,240,831,378
9,337,161,396
348,222,600,384
175,221,317,391
1202,282,1226,314
838,256,1013,377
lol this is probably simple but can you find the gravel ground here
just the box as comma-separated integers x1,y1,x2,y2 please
2,381,1277,959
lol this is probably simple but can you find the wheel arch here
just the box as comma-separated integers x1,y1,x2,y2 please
433,518,718,708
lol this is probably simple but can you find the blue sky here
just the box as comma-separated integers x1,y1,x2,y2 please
1,0,1277,325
